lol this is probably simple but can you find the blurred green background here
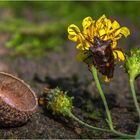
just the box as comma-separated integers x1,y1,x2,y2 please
0,1,139,58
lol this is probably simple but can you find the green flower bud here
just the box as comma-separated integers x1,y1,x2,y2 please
125,48,140,80
39,87,74,117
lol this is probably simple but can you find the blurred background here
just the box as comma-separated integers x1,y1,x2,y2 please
0,1,139,58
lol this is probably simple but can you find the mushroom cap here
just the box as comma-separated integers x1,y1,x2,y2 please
0,72,38,127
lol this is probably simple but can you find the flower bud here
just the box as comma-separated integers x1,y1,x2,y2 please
39,87,74,117
125,48,140,80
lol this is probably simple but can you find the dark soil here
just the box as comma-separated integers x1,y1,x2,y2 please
0,25,139,139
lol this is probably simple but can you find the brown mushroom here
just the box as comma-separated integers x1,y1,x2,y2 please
0,72,38,127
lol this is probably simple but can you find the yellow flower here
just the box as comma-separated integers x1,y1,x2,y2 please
67,15,130,82
68,15,130,61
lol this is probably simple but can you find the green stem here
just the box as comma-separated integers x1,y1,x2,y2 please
69,112,135,138
91,65,113,130
130,77,140,118
69,112,111,133
112,130,135,138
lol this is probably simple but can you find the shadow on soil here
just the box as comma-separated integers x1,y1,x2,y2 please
34,73,117,116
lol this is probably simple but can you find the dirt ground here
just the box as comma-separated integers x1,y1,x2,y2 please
0,23,139,139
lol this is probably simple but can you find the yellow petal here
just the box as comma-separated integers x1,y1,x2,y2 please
99,29,106,36
112,20,120,30
121,27,130,37
68,34,79,42
68,24,81,35
113,49,125,61
76,50,89,62
104,18,112,31
96,15,112,39
111,41,117,49
68,24,83,42
103,76,110,83
115,27,130,39
82,16,93,28
76,40,91,50
82,17,95,39
96,14,106,25
76,43,83,49
96,15,107,31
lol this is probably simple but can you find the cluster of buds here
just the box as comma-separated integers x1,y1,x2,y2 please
39,87,74,117
125,48,140,80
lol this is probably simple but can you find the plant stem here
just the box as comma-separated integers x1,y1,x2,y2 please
69,112,111,133
112,129,135,138
69,112,135,138
130,77,140,118
91,65,113,130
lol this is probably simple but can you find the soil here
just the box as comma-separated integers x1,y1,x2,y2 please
0,20,139,139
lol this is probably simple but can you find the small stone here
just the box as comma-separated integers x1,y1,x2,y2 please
74,127,82,134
